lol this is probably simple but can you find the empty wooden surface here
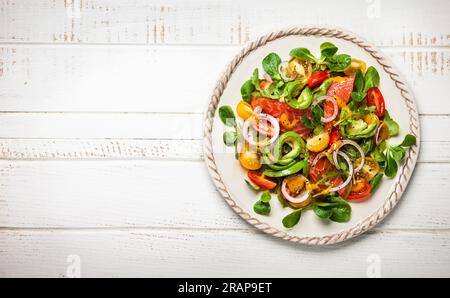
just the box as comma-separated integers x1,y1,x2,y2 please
0,0,449,277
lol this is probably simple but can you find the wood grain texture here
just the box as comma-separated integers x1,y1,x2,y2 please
0,114,446,140
0,161,448,230
0,229,448,277
0,0,449,277
1,0,449,46
0,46,449,114
0,139,448,163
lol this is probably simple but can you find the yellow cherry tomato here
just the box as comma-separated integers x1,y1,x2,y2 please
285,175,306,195
236,101,254,120
306,131,330,153
344,58,367,75
287,58,312,83
239,147,262,170
354,157,380,181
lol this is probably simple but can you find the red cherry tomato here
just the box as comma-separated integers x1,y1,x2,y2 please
346,180,372,202
247,170,277,190
329,128,341,145
307,71,330,88
366,87,386,117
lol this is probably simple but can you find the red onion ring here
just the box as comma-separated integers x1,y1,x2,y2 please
281,175,311,204
242,113,280,147
329,152,353,193
332,139,365,173
311,95,339,123
373,122,387,145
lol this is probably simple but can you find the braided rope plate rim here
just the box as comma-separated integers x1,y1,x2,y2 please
202,26,420,246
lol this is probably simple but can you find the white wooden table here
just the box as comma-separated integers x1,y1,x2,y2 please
0,0,449,278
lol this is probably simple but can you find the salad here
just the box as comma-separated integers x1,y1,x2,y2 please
218,42,416,228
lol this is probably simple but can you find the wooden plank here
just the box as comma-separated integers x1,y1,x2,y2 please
0,113,445,141
0,139,447,163
0,229,448,277
0,46,449,114
0,139,204,160
0,0,449,46
0,161,448,230
0,112,204,139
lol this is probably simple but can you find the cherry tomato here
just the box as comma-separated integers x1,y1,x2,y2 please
347,180,371,202
329,128,341,145
286,58,312,82
259,80,271,90
247,170,277,190
306,131,330,153
285,175,305,194
326,76,355,103
236,101,254,120
239,146,261,170
307,71,330,88
354,157,380,181
344,58,367,75
366,87,386,117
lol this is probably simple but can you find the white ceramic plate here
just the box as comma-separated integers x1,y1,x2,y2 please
203,27,420,245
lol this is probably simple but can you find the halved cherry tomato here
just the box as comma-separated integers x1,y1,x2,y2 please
344,58,367,75
307,71,330,88
346,180,371,202
354,157,380,181
366,87,386,117
306,131,330,152
239,146,261,170
247,170,277,190
329,128,341,145
236,101,254,120
326,76,355,104
285,175,306,195
259,80,271,90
